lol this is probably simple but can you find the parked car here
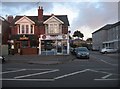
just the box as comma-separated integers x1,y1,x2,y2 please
100,48,117,54
0,56,5,63
70,47,77,55
75,47,90,59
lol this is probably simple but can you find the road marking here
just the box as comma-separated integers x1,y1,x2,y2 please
7,68,57,71
87,69,110,74
14,69,59,79
54,69,89,80
94,79,118,81
91,55,118,66
0,78,54,81
99,59,118,66
26,69,57,71
0,69,26,74
101,74,112,79
88,69,119,75
91,68,115,71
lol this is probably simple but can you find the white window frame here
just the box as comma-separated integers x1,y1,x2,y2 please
18,24,34,34
46,23,61,34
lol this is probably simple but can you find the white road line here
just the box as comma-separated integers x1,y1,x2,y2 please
99,59,118,66
7,68,57,71
94,79,118,81
87,69,110,74
26,69,57,71
54,69,89,80
101,74,112,79
91,55,118,66
88,69,118,75
14,69,59,79
0,69,26,74
0,78,54,81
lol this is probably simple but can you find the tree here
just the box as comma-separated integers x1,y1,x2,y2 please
73,30,84,39
86,38,92,42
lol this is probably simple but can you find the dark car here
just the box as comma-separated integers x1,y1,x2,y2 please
70,47,78,55
75,47,90,59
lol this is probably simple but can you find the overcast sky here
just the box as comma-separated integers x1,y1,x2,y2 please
0,1,119,40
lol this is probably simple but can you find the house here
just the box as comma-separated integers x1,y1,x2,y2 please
92,21,120,51
9,6,70,55
70,39,86,48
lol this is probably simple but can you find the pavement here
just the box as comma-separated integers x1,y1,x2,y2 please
4,54,76,65
3,51,119,65
91,51,119,59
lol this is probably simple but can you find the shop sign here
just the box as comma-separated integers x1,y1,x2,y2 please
62,34,66,39
42,35,46,39
20,35,28,40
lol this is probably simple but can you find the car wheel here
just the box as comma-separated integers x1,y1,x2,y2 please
104,51,107,54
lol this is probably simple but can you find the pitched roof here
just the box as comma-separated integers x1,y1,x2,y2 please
92,21,120,34
92,24,112,34
11,15,70,26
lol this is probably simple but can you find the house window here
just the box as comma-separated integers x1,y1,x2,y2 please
26,25,29,33
22,25,24,33
19,24,34,34
47,24,60,34
31,25,33,34
18,25,20,34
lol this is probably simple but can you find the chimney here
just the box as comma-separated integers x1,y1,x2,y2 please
7,15,13,23
38,6,43,22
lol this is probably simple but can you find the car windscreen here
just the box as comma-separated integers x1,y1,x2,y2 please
77,48,88,52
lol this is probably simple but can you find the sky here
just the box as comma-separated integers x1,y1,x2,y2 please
0,0,119,40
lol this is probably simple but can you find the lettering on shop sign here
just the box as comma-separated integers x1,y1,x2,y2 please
20,35,28,40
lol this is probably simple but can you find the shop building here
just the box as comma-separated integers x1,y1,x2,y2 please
9,6,70,55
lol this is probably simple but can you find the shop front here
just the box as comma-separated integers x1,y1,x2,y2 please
39,34,69,55
9,35,38,55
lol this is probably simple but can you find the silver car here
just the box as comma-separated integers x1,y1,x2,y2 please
100,48,117,54
75,47,90,59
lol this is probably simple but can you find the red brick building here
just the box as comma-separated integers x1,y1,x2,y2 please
9,6,70,55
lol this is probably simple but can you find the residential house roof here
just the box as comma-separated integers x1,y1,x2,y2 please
11,15,70,26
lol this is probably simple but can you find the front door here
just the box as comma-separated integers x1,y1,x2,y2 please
15,42,20,54
57,40,62,54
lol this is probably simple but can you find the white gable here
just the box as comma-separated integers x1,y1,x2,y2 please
43,15,64,24
15,16,35,24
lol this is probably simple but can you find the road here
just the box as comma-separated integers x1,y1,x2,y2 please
1,51,119,88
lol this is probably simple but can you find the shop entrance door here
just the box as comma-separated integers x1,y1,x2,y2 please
15,42,20,54
57,40,62,54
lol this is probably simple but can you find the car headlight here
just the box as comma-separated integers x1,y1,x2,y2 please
86,53,89,55
78,53,81,55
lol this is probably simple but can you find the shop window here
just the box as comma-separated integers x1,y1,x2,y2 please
30,40,37,48
21,41,29,48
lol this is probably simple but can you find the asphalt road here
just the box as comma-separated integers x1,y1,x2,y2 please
1,51,119,88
